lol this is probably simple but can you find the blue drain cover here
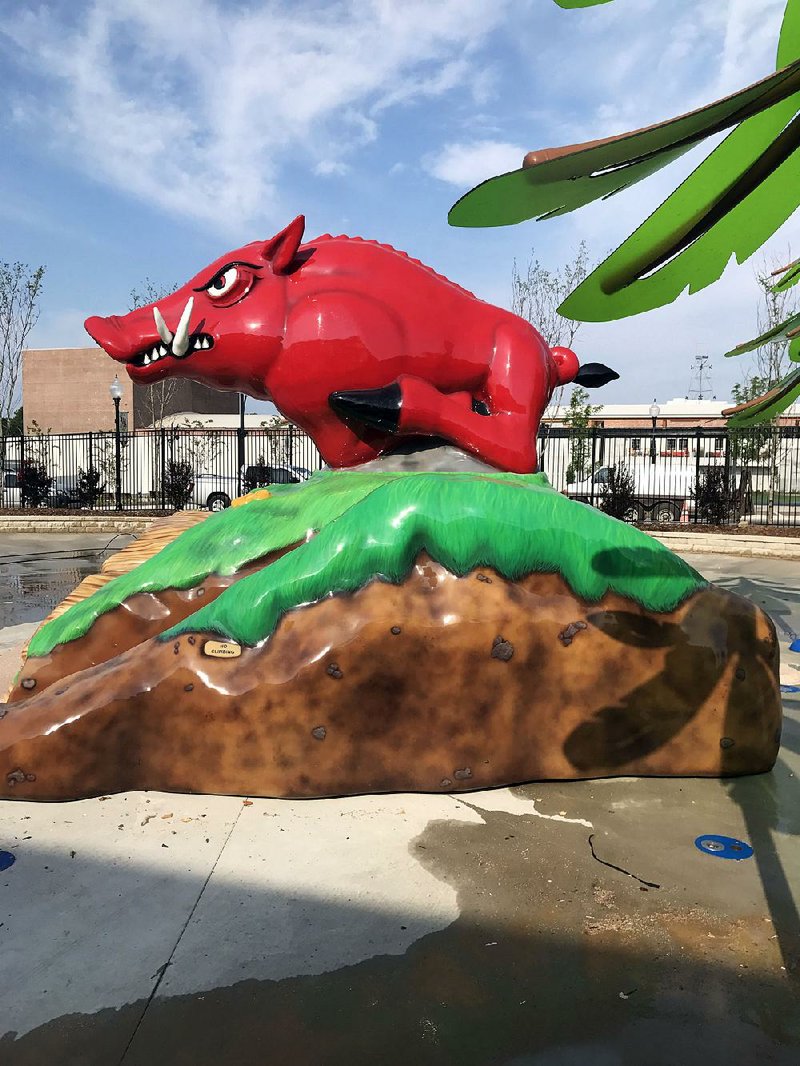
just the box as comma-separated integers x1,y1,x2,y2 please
695,834,753,861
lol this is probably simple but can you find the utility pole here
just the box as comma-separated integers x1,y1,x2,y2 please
686,354,715,401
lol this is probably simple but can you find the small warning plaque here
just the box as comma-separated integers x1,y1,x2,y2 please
203,640,242,659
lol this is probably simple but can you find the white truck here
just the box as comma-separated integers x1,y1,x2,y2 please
567,464,698,523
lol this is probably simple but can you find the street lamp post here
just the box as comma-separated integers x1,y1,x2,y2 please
110,375,123,511
649,399,660,466
237,393,246,498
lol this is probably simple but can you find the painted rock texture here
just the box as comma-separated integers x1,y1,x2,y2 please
0,554,781,801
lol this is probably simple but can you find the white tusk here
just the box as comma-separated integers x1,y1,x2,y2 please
153,305,173,345
172,296,194,358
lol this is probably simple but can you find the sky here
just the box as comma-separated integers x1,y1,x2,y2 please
0,0,796,413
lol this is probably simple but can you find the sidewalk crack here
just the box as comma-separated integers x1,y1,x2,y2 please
118,801,246,1063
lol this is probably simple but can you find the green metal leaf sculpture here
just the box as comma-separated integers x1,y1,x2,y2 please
451,1,800,322
726,311,800,358
451,0,800,425
448,59,800,231
723,361,800,426
723,293,800,424
771,256,800,291
558,0,800,323
553,1,614,8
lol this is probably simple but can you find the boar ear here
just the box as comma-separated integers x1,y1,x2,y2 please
261,215,306,273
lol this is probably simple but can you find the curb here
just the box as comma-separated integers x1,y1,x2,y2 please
0,516,161,535
651,531,800,560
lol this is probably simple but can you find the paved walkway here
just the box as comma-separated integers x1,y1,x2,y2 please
0,552,798,1064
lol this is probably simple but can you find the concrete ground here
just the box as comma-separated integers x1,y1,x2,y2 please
0,550,798,1065
0,532,134,629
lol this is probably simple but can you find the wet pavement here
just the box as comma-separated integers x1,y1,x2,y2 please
0,533,133,628
0,550,798,1064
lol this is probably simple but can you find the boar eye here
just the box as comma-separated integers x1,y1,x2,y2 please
206,266,239,299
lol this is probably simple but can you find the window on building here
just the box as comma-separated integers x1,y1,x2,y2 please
678,437,689,451
667,437,677,450
631,438,641,452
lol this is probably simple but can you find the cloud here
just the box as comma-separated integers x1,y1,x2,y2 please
2,0,508,233
314,160,350,178
425,139,526,188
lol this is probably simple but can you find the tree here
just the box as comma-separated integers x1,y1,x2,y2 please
751,260,796,389
730,260,797,523
563,385,600,483
1,262,45,463
129,277,180,427
511,242,589,416
1,406,23,436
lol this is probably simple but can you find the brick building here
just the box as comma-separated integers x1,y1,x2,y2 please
545,396,800,432
22,347,238,432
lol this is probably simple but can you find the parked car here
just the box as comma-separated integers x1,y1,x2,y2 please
191,464,311,511
2,468,20,507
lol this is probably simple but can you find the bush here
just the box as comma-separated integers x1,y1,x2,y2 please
692,467,735,525
599,463,638,522
77,466,105,508
163,460,194,510
18,459,53,507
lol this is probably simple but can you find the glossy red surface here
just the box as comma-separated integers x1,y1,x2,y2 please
85,216,580,472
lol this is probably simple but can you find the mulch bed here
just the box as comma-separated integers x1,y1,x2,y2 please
644,523,800,538
0,508,175,518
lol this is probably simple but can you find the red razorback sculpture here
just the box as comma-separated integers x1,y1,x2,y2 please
85,216,616,472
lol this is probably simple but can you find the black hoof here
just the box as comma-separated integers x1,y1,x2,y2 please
574,363,620,388
329,383,402,433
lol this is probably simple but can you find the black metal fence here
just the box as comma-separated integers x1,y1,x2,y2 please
538,425,800,528
0,427,323,512
1,424,799,527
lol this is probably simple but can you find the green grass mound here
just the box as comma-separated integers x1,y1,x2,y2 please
29,469,707,657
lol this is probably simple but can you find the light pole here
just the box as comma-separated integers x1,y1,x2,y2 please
110,375,123,511
649,399,660,466
237,393,246,497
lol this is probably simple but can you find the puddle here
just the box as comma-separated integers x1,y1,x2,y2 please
0,555,103,627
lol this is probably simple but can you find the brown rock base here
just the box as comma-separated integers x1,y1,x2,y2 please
0,554,781,800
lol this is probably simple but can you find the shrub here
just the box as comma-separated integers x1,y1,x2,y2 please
692,467,735,525
163,460,194,510
77,467,105,508
18,459,53,507
599,463,638,522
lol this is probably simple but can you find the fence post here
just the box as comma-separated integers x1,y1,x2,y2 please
589,428,598,508
723,430,732,524
160,427,166,510
694,428,702,525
